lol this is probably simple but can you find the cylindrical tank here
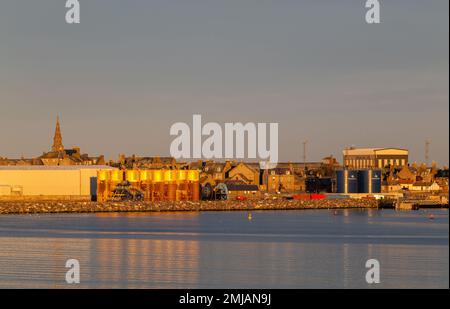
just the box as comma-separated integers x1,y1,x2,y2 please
151,183,161,201
177,182,188,201
126,170,140,183
164,170,177,183
177,170,188,182
187,170,199,182
153,170,163,183
371,169,382,193
97,170,111,202
336,170,345,193
191,182,200,201
139,170,152,201
347,170,358,193
98,170,110,181
140,170,152,182
358,169,370,193
167,183,177,201
110,170,124,182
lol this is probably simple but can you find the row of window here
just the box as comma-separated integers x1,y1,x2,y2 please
345,158,406,168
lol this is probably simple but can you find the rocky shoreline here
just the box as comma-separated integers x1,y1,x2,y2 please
0,198,378,215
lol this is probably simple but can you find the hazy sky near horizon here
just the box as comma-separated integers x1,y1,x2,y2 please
1,1,448,165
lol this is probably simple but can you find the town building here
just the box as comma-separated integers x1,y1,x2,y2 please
0,117,105,166
110,154,178,170
188,160,234,186
265,167,298,193
227,162,260,186
224,181,259,199
343,147,408,169
381,163,447,194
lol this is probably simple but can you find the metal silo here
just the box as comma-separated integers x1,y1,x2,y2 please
152,170,164,201
188,170,200,201
177,170,188,201
140,170,152,182
358,169,370,193
347,170,358,193
126,170,140,187
164,170,177,201
97,170,111,202
110,170,124,183
371,169,382,193
336,169,345,193
140,170,153,201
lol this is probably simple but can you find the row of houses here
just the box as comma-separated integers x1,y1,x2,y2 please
382,163,448,193
110,156,339,193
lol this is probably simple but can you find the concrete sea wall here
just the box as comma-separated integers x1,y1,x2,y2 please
0,199,378,215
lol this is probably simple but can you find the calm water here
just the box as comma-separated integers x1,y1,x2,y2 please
0,209,448,288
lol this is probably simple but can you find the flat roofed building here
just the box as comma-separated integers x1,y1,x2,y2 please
343,147,408,169
0,165,116,200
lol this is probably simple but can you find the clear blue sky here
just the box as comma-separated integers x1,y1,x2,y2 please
1,1,448,165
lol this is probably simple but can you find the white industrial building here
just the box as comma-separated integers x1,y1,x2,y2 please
0,165,116,200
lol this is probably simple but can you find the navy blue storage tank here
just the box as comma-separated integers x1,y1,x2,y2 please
347,170,358,193
371,169,382,193
336,170,345,193
358,170,370,193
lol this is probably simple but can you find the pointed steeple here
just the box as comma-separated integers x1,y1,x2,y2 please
52,116,64,152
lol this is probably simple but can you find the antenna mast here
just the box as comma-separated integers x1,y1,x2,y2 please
302,140,308,168
425,139,430,167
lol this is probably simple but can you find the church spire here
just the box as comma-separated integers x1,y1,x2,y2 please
52,116,64,152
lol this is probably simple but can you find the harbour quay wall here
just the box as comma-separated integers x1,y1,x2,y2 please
0,199,378,215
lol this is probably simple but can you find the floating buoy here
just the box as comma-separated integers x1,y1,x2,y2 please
248,213,252,221
429,214,435,220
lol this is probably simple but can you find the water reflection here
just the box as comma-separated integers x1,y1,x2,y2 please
0,209,447,288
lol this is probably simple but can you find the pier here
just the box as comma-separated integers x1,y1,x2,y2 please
0,198,378,215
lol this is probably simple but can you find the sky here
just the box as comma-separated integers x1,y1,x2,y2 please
0,0,448,165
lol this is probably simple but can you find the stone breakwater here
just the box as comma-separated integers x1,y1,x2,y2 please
0,199,378,215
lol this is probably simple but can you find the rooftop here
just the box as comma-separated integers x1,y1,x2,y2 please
343,147,409,156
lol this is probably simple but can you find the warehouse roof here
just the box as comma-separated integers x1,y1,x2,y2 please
343,148,408,156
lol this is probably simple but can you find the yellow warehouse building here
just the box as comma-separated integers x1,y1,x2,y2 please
0,166,116,200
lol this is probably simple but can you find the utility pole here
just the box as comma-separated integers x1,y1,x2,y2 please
425,139,430,167
302,140,308,170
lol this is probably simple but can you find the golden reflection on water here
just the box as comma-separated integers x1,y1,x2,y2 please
94,211,201,218
91,237,200,288
0,236,200,288
0,210,447,288
0,235,448,288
